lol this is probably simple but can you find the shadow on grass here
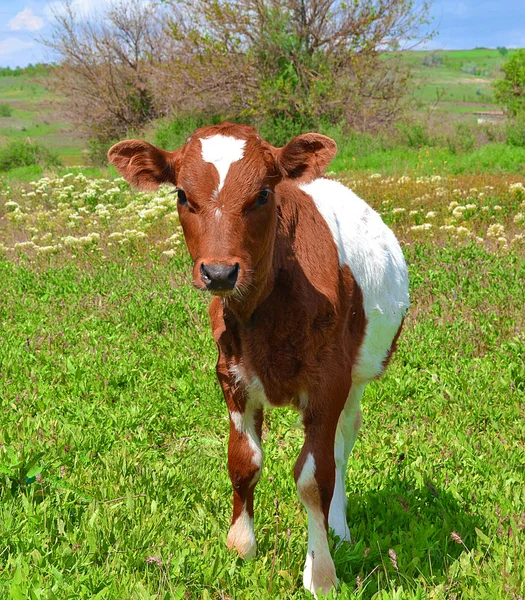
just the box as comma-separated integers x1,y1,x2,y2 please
333,476,485,597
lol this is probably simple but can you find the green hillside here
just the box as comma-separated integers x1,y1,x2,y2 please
405,48,517,115
0,66,85,166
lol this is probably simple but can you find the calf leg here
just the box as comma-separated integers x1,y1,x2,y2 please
295,416,342,597
328,383,365,542
226,405,263,560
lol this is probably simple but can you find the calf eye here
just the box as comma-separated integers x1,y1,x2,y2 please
177,189,188,206
256,189,271,207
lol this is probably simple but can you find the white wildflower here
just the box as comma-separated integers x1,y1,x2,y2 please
455,226,470,237
487,224,505,238
410,223,432,231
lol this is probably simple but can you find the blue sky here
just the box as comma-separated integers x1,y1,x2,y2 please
0,0,524,68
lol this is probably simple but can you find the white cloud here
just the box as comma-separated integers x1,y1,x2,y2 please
8,8,45,32
0,37,34,57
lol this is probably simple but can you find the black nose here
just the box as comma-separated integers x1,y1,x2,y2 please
200,263,239,291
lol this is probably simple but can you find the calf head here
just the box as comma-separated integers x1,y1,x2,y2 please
108,122,336,297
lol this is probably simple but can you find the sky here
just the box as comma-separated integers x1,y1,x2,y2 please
0,0,524,68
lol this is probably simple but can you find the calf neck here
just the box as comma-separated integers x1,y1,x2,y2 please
109,122,409,597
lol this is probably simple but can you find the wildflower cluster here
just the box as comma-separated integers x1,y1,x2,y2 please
1,171,524,264
340,172,525,252
0,172,183,261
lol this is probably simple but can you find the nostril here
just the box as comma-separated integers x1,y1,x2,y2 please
227,263,240,285
200,263,212,284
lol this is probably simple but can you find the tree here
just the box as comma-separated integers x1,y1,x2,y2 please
494,49,525,116
43,0,170,158
44,0,433,154
167,0,433,136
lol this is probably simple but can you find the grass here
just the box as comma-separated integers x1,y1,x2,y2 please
0,171,524,598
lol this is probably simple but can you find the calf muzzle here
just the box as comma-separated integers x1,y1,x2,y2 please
200,262,239,292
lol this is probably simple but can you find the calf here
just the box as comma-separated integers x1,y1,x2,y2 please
109,122,409,596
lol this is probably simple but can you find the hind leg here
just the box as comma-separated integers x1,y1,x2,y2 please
328,383,365,542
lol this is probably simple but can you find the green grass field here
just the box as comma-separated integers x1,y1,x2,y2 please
1,170,524,598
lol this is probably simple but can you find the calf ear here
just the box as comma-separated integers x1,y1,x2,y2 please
108,139,180,190
276,133,337,182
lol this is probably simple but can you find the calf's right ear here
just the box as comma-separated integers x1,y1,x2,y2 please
108,139,180,190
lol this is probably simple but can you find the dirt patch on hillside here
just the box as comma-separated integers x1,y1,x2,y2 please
458,77,491,84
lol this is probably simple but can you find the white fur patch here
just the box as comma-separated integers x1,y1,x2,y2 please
328,383,365,542
230,409,263,470
200,135,246,192
297,453,338,597
227,507,256,559
229,362,273,409
300,178,410,383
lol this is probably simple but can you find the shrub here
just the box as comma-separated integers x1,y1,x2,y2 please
0,103,12,117
396,122,437,149
446,123,476,155
494,49,525,116
422,53,444,67
505,114,525,147
154,115,224,150
461,63,479,76
0,140,62,172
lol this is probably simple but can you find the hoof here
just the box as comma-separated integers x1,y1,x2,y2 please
226,511,256,560
303,554,338,597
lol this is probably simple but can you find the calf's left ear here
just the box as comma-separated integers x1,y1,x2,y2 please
108,139,180,190
276,133,337,182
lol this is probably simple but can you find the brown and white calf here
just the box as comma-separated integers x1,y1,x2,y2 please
108,122,409,596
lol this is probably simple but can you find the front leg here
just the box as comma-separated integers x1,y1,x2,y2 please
295,388,348,597
226,400,263,559
211,299,263,559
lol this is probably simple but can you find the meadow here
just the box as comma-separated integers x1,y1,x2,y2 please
0,165,524,598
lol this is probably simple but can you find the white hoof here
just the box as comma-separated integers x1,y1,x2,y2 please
226,510,256,560
303,552,338,597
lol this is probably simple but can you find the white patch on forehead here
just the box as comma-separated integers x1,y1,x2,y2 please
200,135,246,192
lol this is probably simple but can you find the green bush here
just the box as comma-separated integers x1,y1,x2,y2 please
494,49,525,116
461,63,479,76
0,103,12,117
257,114,318,147
396,122,437,149
0,139,62,172
88,137,119,166
505,114,525,147
446,123,476,155
154,115,224,150
154,114,315,150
